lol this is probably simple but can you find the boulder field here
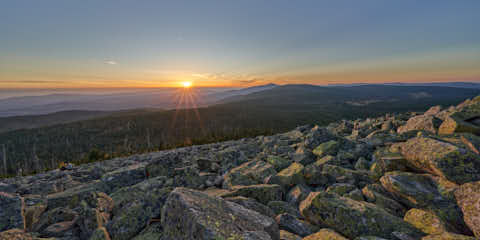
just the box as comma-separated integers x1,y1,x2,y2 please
2,96,480,239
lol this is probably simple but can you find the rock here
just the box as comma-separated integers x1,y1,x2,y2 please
161,187,280,240
268,163,305,188
322,164,372,188
292,146,316,166
345,189,364,201
400,137,480,184
454,181,480,238
286,184,311,206
0,228,55,240
225,196,276,218
279,230,301,240
0,192,23,232
370,149,407,181
302,164,329,186
304,126,336,149
326,183,356,196
397,115,442,134
438,102,480,135
313,140,339,157
424,106,442,116
107,177,172,240
421,232,476,240
355,157,371,171
354,237,388,240
219,184,283,205
275,213,317,237
46,181,109,210
89,227,110,240
267,156,292,171
131,223,163,240
267,201,302,219
223,160,277,189
404,209,448,235
303,228,349,240
361,184,406,217
196,158,213,172
100,163,147,192
23,196,47,232
380,172,471,235
33,207,79,237
299,192,423,239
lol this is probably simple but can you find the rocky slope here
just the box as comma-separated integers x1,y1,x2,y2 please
2,96,480,240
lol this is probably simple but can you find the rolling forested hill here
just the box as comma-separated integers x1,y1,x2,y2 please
0,84,478,177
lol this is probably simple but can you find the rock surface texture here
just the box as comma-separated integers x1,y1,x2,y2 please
2,96,480,239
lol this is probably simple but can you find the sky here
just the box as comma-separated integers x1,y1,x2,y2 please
1,0,480,89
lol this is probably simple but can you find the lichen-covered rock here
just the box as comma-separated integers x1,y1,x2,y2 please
107,177,172,240
299,192,423,239
302,164,329,186
161,187,280,240
130,223,163,240
303,228,349,240
404,209,447,235
267,201,302,219
88,227,110,240
380,171,471,235
326,183,356,196
275,213,317,237
361,184,406,217
100,163,147,192
0,228,55,240
400,137,480,184
0,192,23,232
292,146,316,166
46,181,109,210
225,196,276,218
223,160,277,189
322,164,372,188
438,102,480,135
267,156,292,172
23,196,47,232
286,184,311,206
279,230,301,240
268,163,305,188
355,157,371,171
421,232,476,240
454,181,480,238
397,115,442,134
354,237,388,240
370,149,407,181
220,184,283,205
312,140,339,157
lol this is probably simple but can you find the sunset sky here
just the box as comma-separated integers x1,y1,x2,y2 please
1,1,480,88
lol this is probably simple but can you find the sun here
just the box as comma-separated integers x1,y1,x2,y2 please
182,81,192,88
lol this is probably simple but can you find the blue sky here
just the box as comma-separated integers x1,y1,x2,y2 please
1,0,479,88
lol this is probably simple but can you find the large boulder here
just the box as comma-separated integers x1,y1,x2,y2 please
302,228,349,240
361,184,406,217
312,140,340,157
397,115,442,134
0,192,23,232
220,184,283,205
421,232,476,240
438,102,480,135
400,137,480,184
454,181,480,238
267,156,292,172
268,163,305,188
100,163,148,192
225,196,276,218
161,187,280,240
275,213,318,237
0,228,55,240
223,160,277,189
380,172,471,235
404,209,448,235
299,192,423,239
106,177,172,240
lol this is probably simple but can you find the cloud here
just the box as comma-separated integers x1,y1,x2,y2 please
237,79,258,84
104,60,117,65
